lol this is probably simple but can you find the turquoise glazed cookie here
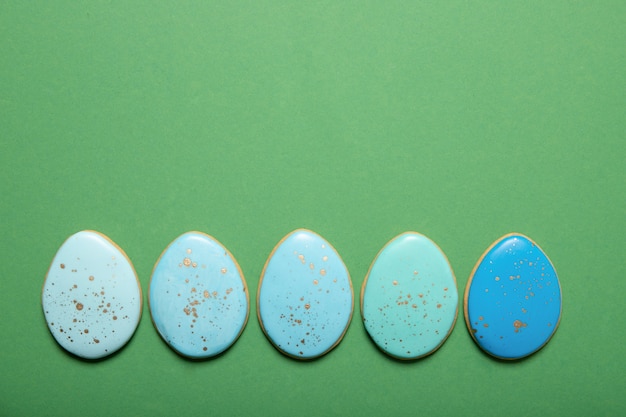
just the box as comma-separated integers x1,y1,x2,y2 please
257,229,353,359
464,233,562,360
42,231,142,359
361,232,458,360
149,232,249,359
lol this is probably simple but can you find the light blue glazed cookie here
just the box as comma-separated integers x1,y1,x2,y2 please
42,231,142,359
464,233,562,360
257,229,353,359
361,232,458,359
149,232,249,359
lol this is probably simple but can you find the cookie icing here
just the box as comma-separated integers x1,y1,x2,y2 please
464,233,562,360
149,232,249,358
257,229,353,359
42,231,142,359
361,232,458,359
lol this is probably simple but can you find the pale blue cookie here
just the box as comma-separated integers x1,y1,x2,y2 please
361,232,458,359
149,232,249,359
42,231,142,359
257,229,353,359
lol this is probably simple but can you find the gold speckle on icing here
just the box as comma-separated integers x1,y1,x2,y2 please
187,248,192,254
192,262,198,268
513,320,528,333
313,279,319,285
183,258,192,267
89,276,94,281
320,269,326,276
322,256,328,262
304,303,311,310
495,276,500,281
392,280,398,286
203,290,210,298
298,254,305,264
309,263,315,270
479,316,484,321
221,267,227,274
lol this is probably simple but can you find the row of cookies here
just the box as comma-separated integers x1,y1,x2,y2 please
42,230,561,361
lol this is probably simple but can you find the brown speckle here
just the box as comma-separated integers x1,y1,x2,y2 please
203,347,208,351
437,304,442,309
93,338,100,344
60,264,65,269
76,303,84,311
113,316,117,320
84,329,89,334
513,320,527,333
304,303,311,310
89,276,94,281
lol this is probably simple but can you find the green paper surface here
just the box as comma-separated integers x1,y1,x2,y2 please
1,2,624,416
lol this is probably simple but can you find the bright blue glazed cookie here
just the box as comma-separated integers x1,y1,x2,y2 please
42,231,142,360
257,229,353,359
464,233,562,360
149,232,249,359
361,232,458,360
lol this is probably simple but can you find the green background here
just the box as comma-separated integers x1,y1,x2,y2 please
1,2,624,416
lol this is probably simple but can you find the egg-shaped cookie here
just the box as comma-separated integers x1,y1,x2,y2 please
464,233,562,360
149,232,249,359
257,229,353,359
42,231,142,359
361,232,458,359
